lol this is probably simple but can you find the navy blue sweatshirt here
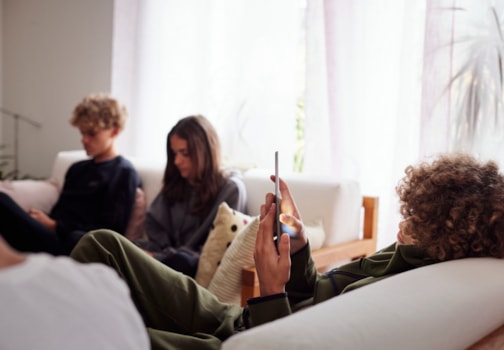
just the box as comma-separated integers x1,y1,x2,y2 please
50,156,141,239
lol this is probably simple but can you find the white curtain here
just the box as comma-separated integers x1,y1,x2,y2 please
305,0,427,248
112,0,302,172
113,0,504,250
113,0,429,248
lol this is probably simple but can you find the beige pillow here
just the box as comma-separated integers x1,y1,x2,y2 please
208,217,260,305
195,202,253,288
207,217,325,305
0,179,59,213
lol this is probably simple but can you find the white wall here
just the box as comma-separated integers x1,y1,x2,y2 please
2,0,114,178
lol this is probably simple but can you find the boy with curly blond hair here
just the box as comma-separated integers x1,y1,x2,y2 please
0,93,141,255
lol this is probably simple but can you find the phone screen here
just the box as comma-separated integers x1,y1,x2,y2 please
274,151,281,243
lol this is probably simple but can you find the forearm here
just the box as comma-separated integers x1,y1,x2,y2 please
40,216,57,232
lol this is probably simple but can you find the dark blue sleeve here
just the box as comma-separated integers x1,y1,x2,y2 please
52,161,82,237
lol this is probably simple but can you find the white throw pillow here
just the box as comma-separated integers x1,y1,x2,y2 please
207,216,260,305
207,217,324,305
0,179,59,213
195,202,253,288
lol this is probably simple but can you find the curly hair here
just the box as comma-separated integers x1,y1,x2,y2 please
70,93,127,131
396,153,504,261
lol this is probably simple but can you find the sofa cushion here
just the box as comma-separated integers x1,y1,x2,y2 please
195,202,252,288
303,219,325,250
204,214,325,305
0,179,59,213
129,159,164,208
243,169,361,247
208,216,260,304
222,258,504,350
49,150,88,190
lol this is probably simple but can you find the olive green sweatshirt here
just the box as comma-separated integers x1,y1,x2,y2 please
245,242,437,328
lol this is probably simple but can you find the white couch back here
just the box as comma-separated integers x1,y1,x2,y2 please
223,257,504,350
50,151,362,247
243,169,361,247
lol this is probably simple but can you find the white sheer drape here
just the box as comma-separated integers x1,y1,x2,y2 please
114,0,429,248
112,0,302,172
304,1,427,248
113,0,503,249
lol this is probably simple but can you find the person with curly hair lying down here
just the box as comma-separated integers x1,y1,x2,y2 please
70,153,504,350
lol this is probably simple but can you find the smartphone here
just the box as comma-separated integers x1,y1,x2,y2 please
274,151,282,244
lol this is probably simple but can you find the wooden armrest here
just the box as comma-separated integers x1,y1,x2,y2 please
240,196,379,306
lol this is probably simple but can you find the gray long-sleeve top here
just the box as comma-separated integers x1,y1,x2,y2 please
135,170,247,261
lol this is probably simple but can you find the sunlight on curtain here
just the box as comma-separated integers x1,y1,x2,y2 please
112,0,302,172
447,0,504,167
303,0,331,174
420,0,454,158
305,1,427,248
113,0,455,249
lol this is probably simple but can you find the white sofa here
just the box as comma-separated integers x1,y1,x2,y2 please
48,151,366,243
223,257,504,350
0,150,377,304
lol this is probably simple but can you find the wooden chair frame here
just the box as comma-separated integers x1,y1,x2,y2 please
240,196,379,306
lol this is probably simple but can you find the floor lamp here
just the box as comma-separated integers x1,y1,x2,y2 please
0,107,42,179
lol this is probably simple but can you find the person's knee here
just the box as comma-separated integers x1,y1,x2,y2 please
78,229,117,247
87,229,120,242
71,229,120,261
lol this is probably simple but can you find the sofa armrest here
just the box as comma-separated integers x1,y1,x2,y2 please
240,196,378,306
229,258,504,350
0,179,59,213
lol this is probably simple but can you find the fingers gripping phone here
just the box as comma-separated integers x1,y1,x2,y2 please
274,151,282,244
